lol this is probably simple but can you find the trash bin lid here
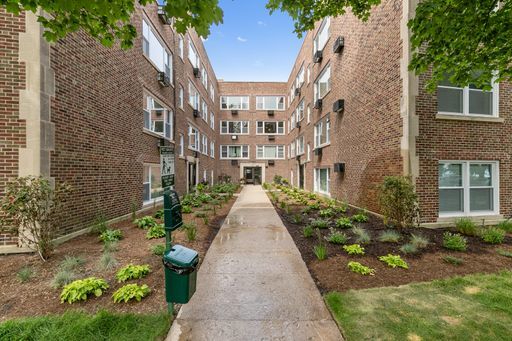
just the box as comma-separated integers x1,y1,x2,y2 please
163,244,198,267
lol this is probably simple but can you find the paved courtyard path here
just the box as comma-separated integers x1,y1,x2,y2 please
167,185,343,341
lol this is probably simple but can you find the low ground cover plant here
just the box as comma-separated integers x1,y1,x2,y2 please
292,214,303,224
481,227,506,244
319,208,335,218
181,205,193,214
151,244,166,256
352,226,371,244
194,211,209,225
303,225,314,237
17,266,35,283
98,250,118,270
134,216,157,229
153,209,163,219
51,256,86,289
497,220,512,233
182,222,197,241
116,264,150,282
311,219,329,229
347,261,375,275
325,229,348,245
455,217,478,236
399,243,418,254
99,229,123,243
60,277,109,304
443,232,468,251
335,217,353,229
343,244,365,256
378,254,408,269
145,224,165,239
497,249,512,258
351,211,369,223
378,230,401,243
112,284,150,303
410,233,429,249
443,255,464,266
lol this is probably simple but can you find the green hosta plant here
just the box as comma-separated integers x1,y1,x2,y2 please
335,217,353,229
99,229,123,243
351,211,369,223
181,205,193,214
343,244,365,256
112,284,150,303
319,208,335,218
145,224,165,239
308,202,321,210
378,254,408,269
60,277,109,304
134,216,157,229
311,219,329,229
347,261,375,276
154,209,164,219
116,264,150,283
443,232,467,251
481,227,506,244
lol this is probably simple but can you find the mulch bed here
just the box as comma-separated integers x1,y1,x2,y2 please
271,191,512,294
0,196,236,322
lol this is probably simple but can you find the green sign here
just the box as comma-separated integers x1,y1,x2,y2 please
160,146,175,188
164,190,183,231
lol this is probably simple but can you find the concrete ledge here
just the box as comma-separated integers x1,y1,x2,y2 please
422,215,505,229
0,245,33,255
436,113,505,123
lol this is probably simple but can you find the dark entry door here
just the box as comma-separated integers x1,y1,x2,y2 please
244,167,254,184
253,167,262,185
299,164,305,189
188,162,196,192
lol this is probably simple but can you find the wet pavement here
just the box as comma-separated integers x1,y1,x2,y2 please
167,185,343,341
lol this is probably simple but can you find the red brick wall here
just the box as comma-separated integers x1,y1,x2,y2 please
0,9,25,246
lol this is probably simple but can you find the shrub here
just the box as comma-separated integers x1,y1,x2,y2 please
145,224,165,240
455,217,478,236
91,213,108,235
60,277,109,304
182,222,197,242
112,284,151,303
319,208,335,218
311,219,329,229
116,264,151,282
308,202,321,210
99,229,123,243
343,244,365,256
335,217,353,229
303,225,314,238
313,244,328,260
0,176,72,261
351,211,369,223
181,206,193,214
154,209,164,219
347,261,375,275
399,243,418,254
103,240,119,253
151,244,166,256
443,255,464,266
99,251,118,271
481,227,506,244
325,229,348,245
443,232,468,251
378,254,408,269
378,176,419,228
497,249,512,258
410,233,429,249
378,230,401,243
51,269,76,289
497,220,512,233
134,216,157,229
17,266,35,283
292,214,303,224
194,212,209,225
352,226,371,244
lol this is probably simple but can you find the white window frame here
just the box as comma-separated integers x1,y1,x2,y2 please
142,19,173,83
188,39,199,68
220,121,250,135
307,105,311,124
314,65,331,102
201,100,208,122
179,134,184,157
220,145,250,159
296,135,305,155
437,81,499,118
188,125,200,151
256,96,286,111
178,85,184,109
210,141,215,158
210,112,215,130
202,135,208,155
256,121,285,135
256,145,285,160
178,35,184,60
296,100,305,121
143,164,163,203
313,17,330,54
307,143,311,162
220,96,250,110
143,95,173,140
438,161,499,217
314,116,330,148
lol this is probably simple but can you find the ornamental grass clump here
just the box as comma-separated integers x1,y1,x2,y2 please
325,229,348,245
352,226,371,244
443,232,468,251
378,230,401,243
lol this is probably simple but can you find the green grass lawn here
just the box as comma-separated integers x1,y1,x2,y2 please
325,271,512,341
0,310,171,341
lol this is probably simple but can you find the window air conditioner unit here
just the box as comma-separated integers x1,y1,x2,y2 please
231,135,238,140
296,122,301,129
296,155,301,161
314,99,323,109
231,160,238,166
267,110,274,116
314,50,323,63
334,163,345,173
314,147,323,156
157,6,172,25
157,72,170,87
231,110,238,115
193,67,200,78
333,99,345,113
268,135,275,141
268,160,275,166
333,36,345,54
193,109,199,117
294,88,301,97
193,151,199,158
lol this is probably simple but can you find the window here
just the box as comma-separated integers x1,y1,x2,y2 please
313,17,330,53
296,66,305,89
291,111,296,130
178,85,184,109
220,121,249,134
210,141,215,158
314,66,331,101
178,35,184,60
256,121,285,135
210,112,215,130
188,39,199,67
143,95,173,140
220,145,249,159
256,96,285,110
314,115,330,148
307,144,311,161
314,168,330,195
439,161,499,216
179,134,184,157
307,105,311,124
296,135,304,155
290,141,296,158
296,100,305,121
201,65,208,88
437,78,499,117
210,84,215,101
307,65,311,84
201,135,208,154
188,125,200,151
188,81,200,109
201,100,208,121
256,145,285,159
143,164,163,202
142,20,173,82
220,96,249,110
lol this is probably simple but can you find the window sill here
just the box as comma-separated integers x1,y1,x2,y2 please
143,129,174,143
422,214,504,229
314,143,331,150
436,113,504,123
143,197,164,208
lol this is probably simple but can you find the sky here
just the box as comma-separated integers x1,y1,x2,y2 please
203,0,304,82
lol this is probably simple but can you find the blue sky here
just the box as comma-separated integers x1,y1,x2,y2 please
203,0,304,82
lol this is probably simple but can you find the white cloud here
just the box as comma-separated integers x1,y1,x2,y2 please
257,20,267,27
237,36,248,43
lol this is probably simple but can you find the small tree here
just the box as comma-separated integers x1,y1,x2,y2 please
0,176,72,261
378,176,420,228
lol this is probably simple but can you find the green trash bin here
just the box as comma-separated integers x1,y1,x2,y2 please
163,245,199,304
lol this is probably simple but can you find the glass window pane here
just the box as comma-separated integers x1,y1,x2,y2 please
150,166,162,199
469,90,493,115
438,87,463,113
470,188,493,211
265,122,276,134
439,163,463,187
439,189,464,213
470,164,492,187
264,147,276,158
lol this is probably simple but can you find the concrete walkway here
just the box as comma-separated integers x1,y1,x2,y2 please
167,185,343,341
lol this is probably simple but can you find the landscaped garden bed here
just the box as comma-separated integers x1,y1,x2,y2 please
0,182,239,323
265,182,512,293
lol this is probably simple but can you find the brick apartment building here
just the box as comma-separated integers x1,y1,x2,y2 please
1,0,510,253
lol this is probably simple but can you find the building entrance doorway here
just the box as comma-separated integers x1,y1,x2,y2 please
299,164,305,189
188,162,197,192
244,167,262,185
